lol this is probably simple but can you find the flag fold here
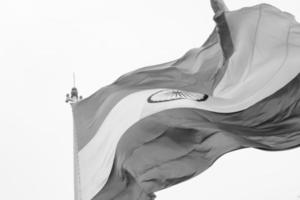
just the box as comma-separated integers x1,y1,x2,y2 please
72,2,300,200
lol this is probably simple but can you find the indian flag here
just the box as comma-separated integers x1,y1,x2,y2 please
71,1,300,199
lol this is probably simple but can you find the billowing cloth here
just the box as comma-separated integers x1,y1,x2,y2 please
71,1,300,200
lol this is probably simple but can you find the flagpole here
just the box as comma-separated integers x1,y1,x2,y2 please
72,117,81,200
66,74,82,200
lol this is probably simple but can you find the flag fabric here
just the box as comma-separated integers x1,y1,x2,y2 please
71,1,300,200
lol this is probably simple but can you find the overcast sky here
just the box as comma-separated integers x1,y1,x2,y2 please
0,0,299,200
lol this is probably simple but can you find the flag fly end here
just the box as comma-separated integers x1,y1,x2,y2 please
210,0,228,14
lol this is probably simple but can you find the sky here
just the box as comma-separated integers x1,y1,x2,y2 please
0,0,299,200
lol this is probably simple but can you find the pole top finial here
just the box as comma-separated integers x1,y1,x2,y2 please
66,73,83,104
73,72,76,88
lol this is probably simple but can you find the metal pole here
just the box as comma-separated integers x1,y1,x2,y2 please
73,72,76,88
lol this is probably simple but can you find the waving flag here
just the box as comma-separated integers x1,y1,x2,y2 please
71,1,300,200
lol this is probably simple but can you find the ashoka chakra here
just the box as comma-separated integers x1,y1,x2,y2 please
147,89,208,103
